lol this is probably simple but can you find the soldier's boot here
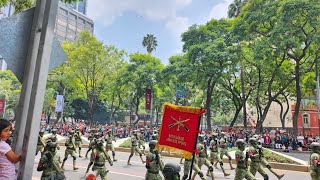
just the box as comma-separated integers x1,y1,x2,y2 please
269,168,284,179
85,151,89,158
206,169,210,176
180,158,184,164
229,160,235,170
127,155,132,165
191,173,197,180
197,172,206,180
220,162,230,177
140,155,146,164
61,160,66,170
79,150,82,158
112,152,118,162
73,160,79,171
86,162,93,174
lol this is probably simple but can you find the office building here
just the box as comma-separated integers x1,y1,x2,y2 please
55,0,94,42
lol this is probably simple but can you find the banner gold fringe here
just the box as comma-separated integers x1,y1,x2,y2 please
155,144,193,159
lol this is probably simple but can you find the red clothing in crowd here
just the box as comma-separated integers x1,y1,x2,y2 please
264,135,271,145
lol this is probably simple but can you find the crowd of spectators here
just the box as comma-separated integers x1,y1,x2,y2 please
204,127,320,152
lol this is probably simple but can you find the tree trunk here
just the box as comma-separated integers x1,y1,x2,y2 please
292,64,301,136
230,107,241,128
205,77,215,132
240,53,247,129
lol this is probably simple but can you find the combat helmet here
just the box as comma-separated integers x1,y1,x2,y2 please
162,163,181,180
149,140,158,150
46,142,57,152
52,129,57,135
236,139,245,150
310,142,320,153
249,137,258,147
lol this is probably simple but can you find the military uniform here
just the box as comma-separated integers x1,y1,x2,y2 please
234,139,256,180
145,140,163,180
74,128,83,157
47,129,60,150
248,138,268,180
105,131,117,161
218,132,234,170
37,142,65,180
36,131,45,156
127,131,145,165
138,129,146,155
209,133,230,177
92,139,113,180
182,157,205,180
85,132,99,158
310,142,320,180
193,137,214,180
61,130,79,171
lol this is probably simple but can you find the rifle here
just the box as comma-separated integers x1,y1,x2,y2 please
245,151,249,169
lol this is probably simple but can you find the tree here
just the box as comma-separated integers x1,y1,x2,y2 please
182,19,238,131
42,88,56,124
142,34,158,55
62,31,116,126
227,0,247,18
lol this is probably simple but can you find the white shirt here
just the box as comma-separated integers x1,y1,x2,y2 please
0,141,16,180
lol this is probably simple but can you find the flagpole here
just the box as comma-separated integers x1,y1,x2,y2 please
188,109,202,180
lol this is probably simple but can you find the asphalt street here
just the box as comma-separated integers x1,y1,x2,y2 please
32,147,310,180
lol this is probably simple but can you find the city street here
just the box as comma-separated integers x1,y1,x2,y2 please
32,147,310,180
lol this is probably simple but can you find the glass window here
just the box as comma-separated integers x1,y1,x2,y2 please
68,24,76,31
77,24,85,30
67,29,76,35
58,13,67,21
57,19,67,27
303,114,309,124
78,18,85,24
57,24,66,31
59,8,68,15
86,22,93,28
69,13,77,20
67,33,75,41
69,19,76,26
56,29,66,37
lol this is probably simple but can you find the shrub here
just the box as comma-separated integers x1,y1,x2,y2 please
119,139,131,148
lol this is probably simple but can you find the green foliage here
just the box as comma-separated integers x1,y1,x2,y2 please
119,139,131,148
263,148,299,164
142,34,158,55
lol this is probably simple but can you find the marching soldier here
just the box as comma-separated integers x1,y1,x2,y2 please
74,127,83,157
182,157,205,180
91,138,113,180
248,138,269,180
85,132,100,158
86,133,101,174
234,139,256,180
36,130,46,156
138,128,146,155
105,130,118,162
259,146,284,179
162,163,181,180
310,142,320,180
37,142,65,180
48,128,60,150
217,132,234,170
127,130,145,165
209,133,230,177
192,135,215,180
145,140,164,180
61,130,79,171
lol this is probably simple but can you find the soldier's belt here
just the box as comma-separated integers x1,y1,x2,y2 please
132,145,137,146
94,163,105,167
236,166,247,170
147,170,159,174
66,147,74,150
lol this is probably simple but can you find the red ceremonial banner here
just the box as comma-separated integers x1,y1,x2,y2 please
0,98,5,113
156,102,206,158
145,88,152,110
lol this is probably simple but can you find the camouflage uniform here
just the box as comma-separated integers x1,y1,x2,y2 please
193,136,214,180
234,139,256,180
310,142,320,180
209,133,230,177
61,130,79,171
163,163,181,180
74,128,83,157
37,142,65,180
145,140,164,180
127,130,145,165
86,133,101,174
105,131,117,161
182,157,205,180
92,139,113,180
248,138,268,180
218,132,234,170
85,132,99,158
138,129,146,155
36,131,45,156
47,129,60,150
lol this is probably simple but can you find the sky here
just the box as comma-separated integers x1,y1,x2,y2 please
86,0,233,65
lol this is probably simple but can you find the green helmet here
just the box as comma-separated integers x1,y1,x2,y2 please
96,138,104,148
249,138,258,146
149,140,157,150
198,134,205,142
94,133,100,138
52,129,57,134
163,163,181,180
311,142,320,153
252,134,259,139
46,142,57,152
236,139,245,150
69,130,74,135
39,130,45,135
220,132,226,137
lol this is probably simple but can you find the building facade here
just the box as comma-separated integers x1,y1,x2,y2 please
291,105,320,135
55,1,94,42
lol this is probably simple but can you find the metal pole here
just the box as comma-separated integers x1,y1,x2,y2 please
315,57,320,136
188,110,202,180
